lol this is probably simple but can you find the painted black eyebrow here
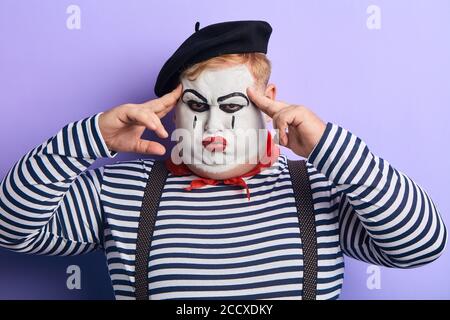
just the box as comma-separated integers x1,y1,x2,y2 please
182,89,207,103
217,92,249,106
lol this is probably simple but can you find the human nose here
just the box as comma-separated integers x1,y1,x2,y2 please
204,106,225,133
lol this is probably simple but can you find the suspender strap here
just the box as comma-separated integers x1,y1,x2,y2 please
135,160,168,300
135,159,317,300
287,159,318,300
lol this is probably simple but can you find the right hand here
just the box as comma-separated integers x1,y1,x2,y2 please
98,84,182,155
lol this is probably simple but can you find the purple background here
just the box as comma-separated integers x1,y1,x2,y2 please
0,0,449,299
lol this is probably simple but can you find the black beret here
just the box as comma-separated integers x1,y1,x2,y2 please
154,20,272,97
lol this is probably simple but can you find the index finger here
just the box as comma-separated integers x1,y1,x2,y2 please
158,83,183,107
246,87,288,118
142,83,183,113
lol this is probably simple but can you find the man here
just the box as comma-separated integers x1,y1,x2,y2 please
0,20,447,300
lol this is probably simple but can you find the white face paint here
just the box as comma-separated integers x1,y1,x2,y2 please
173,64,267,175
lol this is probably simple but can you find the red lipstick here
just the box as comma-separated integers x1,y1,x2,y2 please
202,136,227,152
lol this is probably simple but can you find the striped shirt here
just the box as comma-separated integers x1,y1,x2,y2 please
0,112,447,300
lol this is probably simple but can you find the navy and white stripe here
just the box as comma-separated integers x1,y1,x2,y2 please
0,113,447,299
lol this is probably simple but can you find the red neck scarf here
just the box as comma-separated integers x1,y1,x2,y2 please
165,132,280,201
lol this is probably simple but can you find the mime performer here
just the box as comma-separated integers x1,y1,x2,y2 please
0,20,446,300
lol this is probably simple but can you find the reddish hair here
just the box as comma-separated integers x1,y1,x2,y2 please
180,53,271,87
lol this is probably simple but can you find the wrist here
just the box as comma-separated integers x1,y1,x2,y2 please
94,112,118,158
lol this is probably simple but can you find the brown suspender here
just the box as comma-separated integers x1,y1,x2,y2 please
286,159,318,300
134,159,317,300
135,160,168,300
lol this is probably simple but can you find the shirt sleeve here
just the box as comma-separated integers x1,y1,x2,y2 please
0,112,117,256
307,122,448,268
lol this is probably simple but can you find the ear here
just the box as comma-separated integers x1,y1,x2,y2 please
263,83,277,122
264,83,277,100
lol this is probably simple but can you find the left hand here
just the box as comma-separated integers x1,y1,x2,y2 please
247,87,327,158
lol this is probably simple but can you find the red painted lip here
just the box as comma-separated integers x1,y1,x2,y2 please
202,136,227,152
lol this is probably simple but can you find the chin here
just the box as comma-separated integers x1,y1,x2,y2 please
187,162,257,180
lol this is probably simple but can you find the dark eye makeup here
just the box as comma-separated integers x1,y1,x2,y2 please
182,89,248,114
182,89,209,113
219,103,245,113
217,92,249,114
186,100,210,112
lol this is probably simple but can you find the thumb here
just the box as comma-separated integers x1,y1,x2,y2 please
134,139,166,155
